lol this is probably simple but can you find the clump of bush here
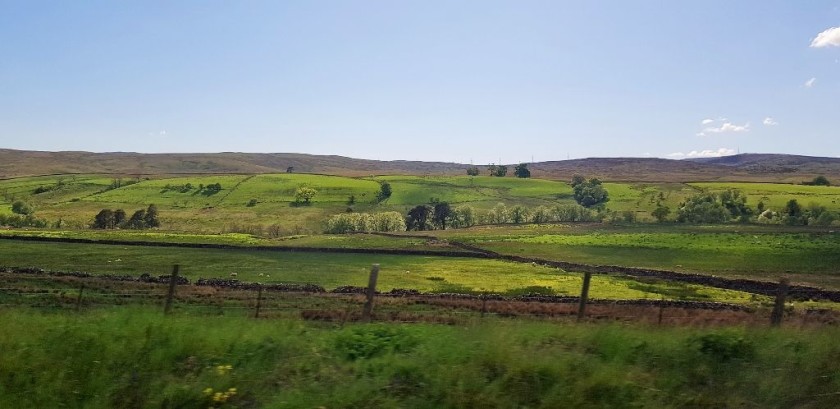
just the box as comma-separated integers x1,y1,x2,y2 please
325,212,406,233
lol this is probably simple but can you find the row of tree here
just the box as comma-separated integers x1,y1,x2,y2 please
403,202,598,231
92,205,160,229
325,212,406,233
466,163,532,178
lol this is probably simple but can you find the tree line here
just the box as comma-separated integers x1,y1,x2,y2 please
92,205,160,229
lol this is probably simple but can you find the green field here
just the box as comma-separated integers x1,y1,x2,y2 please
1,307,838,408
435,225,840,289
4,173,840,231
0,240,766,303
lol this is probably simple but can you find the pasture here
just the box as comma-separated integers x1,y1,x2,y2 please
435,225,840,289
0,239,763,303
4,173,840,231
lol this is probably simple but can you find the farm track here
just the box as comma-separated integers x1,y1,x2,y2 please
4,234,840,303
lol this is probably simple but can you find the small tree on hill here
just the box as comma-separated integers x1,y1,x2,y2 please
93,209,116,229
810,175,830,186
377,181,392,202
406,205,432,231
433,202,452,230
514,163,531,178
651,204,671,222
494,165,508,177
144,204,160,228
126,209,146,229
466,166,480,176
11,201,33,216
294,186,317,205
571,177,609,208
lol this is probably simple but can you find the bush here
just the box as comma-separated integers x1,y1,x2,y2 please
11,201,33,216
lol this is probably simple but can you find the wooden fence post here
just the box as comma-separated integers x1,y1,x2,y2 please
577,272,592,322
657,298,665,325
361,264,380,322
164,264,180,315
75,284,85,312
480,293,488,318
770,277,790,327
254,285,263,318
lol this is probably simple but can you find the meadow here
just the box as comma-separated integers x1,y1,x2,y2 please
0,307,838,408
435,224,840,289
0,239,762,303
4,173,840,232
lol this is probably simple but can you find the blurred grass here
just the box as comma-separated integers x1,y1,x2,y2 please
0,306,838,408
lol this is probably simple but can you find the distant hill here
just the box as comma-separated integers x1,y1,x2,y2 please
1,149,839,183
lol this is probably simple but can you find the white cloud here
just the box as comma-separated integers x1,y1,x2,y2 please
697,121,750,136
762,117,778,126
701,118,714,125
810,26,840,48
668,148,736,159
805,77,817,88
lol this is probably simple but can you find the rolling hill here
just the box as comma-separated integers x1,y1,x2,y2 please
2,149,840,183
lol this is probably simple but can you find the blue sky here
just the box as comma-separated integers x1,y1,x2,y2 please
1,1,839,163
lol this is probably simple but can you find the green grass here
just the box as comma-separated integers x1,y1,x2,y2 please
1,306,838,408
0,229,458,252
0,240,762,302
438,225,840,289
6,173,840,233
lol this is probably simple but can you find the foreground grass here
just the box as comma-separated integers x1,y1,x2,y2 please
0,307,838,408
0,240,762,303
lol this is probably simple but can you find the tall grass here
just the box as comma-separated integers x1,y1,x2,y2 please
1,306,838,408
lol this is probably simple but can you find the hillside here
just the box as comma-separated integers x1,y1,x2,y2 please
2,149,840,182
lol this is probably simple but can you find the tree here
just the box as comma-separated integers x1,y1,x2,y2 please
488,164,498,177
676,194,728,224
144,204,160,228
377,182,392,202
92,209,115,229
803,175,831,186
572,178,609,208
514,163,531,178
114,209,127,226
433,202,452,230
294,186,317,204
126,209,146,229
782,199,805,225
466,166,480,176
651,205,671,222
11,201,33,216
570,174,586,187
406,205,432,231
494,165,508,177
286,166,294,173
450,205,476,228
719,189,752,222
510,205,529,224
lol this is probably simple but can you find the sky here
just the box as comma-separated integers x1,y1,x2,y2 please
1,1,839,163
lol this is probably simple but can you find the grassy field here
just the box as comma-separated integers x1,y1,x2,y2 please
1,306,838,408
4,173,840,231
0,239,766,303
434,224,840,288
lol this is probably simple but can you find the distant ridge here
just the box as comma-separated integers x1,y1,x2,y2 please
1,149,839,183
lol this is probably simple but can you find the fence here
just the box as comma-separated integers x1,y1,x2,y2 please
0,264,820,328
